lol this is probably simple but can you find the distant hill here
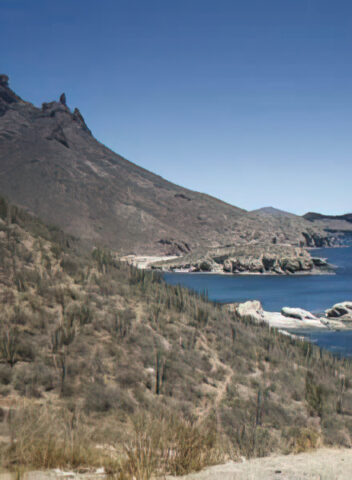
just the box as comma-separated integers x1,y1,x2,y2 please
0,74,333,254
251,206,298,218
304,212,352,223
304,212,352,233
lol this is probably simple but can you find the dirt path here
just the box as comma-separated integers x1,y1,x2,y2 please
166,448,352,480
199,367,233,420
194,332,234,422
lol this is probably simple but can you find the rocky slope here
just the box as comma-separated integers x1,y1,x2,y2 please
0,75,333,255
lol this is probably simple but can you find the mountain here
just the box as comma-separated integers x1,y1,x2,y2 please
0,75,332,254
250,206,298,218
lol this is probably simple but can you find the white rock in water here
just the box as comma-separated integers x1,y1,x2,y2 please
326,301,352,318
232,301,327,329
234,300,264,323
281,307,318,321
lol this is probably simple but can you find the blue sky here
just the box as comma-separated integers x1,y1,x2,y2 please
1,0,351,214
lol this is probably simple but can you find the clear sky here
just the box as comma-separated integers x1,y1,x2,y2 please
1,0,351,214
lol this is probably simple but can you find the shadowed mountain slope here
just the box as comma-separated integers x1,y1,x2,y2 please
304,212,352,234
0,75,332,254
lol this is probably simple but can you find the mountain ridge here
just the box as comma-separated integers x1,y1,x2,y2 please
0,75,334,254
304,212,352,223
304,212,352,235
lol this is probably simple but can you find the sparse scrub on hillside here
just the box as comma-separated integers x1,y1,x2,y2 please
0,197,352,475
105,412,223,478
4,405,100,469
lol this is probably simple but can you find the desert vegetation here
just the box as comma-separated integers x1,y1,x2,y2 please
0,196,352,478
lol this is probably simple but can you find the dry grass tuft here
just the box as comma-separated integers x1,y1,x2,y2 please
5,404,102,469
106,412,224,479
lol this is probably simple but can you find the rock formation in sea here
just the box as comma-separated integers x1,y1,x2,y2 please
326,302,352,321
229,300,351,330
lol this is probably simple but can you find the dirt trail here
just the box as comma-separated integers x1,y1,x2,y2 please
199,368,233,422
194,332,234,421
166,448,352,479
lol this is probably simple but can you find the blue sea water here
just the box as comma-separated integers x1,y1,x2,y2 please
164,246,352,356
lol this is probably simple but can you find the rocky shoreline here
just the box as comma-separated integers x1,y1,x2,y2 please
229,300,352,330
146,244,334,275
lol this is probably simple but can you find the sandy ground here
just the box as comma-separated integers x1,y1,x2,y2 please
120,255,178,269
167,448,352,480
1,449,351,480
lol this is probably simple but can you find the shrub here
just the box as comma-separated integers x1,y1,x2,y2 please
284,427,320,453
0,364,12,385
107,412,223,478
5,405,101,469
0,324,19,366
305,371,324,417
14,363,54,397
232,423,274,458
84,382,132,414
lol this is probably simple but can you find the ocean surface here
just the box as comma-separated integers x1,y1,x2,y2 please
164,246,352,356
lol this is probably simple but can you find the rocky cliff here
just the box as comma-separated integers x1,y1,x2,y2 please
151,244,332,275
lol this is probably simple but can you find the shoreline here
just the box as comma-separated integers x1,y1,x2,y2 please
227,301,352,332
125,249,337,276
163,268,336,276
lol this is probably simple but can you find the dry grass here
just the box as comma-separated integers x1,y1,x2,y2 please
3,406,223,480
0,196,352,477
106,412,224,479
4,405,102,469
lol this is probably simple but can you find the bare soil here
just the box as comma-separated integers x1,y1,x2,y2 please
167,448,352,480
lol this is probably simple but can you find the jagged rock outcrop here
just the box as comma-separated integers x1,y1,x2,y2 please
59,92,67,106
0,74,22,116
231,301,325,329
312,257,329,268
281,307,317,321
230,301,351,330
326,302,352,319
234,300,264,323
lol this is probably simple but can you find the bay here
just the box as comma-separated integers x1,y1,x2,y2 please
164,246,352,356
164,247,352,313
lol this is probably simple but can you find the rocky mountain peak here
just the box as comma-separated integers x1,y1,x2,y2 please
40,92,91,135
0,74,9,87
59,92,67,106
0,74,22,114
72,107,91,135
